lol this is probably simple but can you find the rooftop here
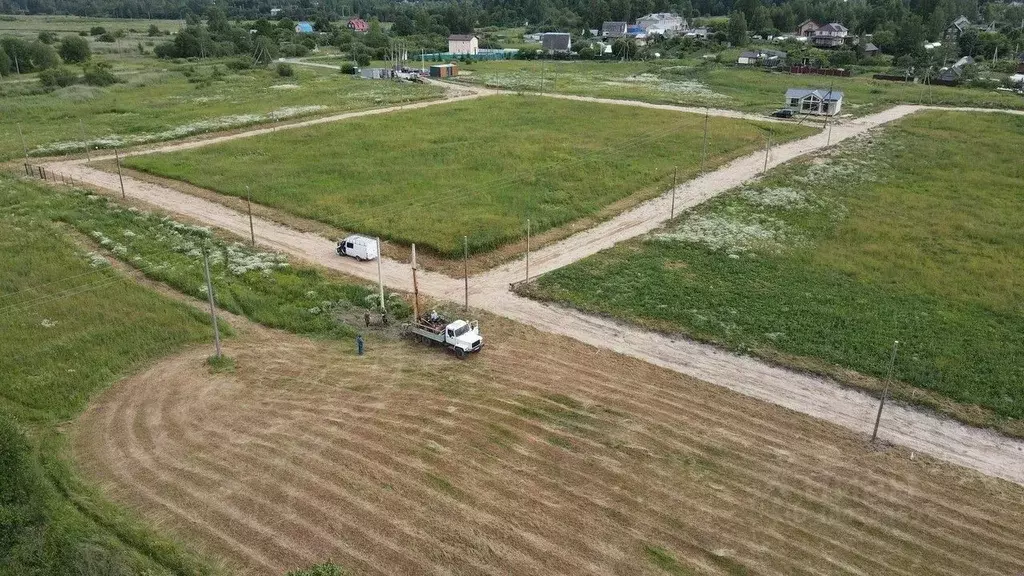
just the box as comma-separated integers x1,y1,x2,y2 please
785,88,845,100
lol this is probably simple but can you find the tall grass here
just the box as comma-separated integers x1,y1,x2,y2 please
126,95,815,256
458,60,1024,116
524,110,1024,427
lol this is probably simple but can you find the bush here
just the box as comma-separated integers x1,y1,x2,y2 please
279,42,310,57
83,62,118,86
0,45,9,76
37,31,56,44
39,66,79,88
147,24,160,36
355,53,370,66
58,35,91,63
226,57,253,70
89,26,106,36
340,62,356,74
276,62,294,77
97,32,116,43
153,41,177,59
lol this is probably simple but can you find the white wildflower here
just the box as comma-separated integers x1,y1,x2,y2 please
41,319,58,328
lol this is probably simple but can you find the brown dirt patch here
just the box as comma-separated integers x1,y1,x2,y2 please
73,314,1024,576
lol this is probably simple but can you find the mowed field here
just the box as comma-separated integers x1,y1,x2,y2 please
73,315,1024,575
522,110,1024,432
457,60,1024,116
0,61,442,160
124,95,815,256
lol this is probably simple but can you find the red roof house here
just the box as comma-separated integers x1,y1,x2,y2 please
347,18,368,32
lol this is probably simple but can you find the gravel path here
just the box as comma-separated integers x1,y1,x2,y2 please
44,99,1024,486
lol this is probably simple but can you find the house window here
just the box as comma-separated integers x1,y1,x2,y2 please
789,98,800,106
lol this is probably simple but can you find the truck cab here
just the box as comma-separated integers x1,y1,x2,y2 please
444,320,482,355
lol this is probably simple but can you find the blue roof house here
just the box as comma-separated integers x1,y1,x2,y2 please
295,21,314,34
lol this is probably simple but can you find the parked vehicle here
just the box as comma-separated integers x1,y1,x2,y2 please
771,109,795,118
404,312,483,358
337,235,378,261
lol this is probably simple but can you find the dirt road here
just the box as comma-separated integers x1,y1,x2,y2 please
74,322,1024,575
45,100,1024,486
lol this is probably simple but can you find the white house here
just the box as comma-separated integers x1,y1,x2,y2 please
784,88,844,116
636,13,687,35
448,34,479,55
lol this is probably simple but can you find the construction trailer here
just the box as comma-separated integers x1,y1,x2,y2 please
429,63,459,78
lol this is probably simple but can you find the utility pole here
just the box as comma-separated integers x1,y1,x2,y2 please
525,218,531,282
700,106,710,173
463,235,469,312
202,246,223,359
114,148,126,200
17,124,28,165
376,237,385,313
80,120,90,161
871,340,901,443
825,80,835,146
670,166,677,218
763,131,771,173
245,186,255,246
13,54,19,75
411,243,420,320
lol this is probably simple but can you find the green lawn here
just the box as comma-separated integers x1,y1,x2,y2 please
456,60,1024,116
125,95,816,256
0,59,442,160
522,110,1024,430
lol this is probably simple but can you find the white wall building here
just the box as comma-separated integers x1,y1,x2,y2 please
448,34,479,55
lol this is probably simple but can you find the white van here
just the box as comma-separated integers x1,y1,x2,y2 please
336,235,379,261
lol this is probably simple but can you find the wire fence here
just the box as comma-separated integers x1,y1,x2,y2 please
22,163,78,188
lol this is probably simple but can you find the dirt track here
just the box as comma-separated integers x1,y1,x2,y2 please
73,323,1024,575
44,99,1024,486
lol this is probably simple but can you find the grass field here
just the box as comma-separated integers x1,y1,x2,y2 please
0,59,442,161
521,110,1024,431
0,14,183,36
0,177,217,574
124,95,815,257
456,60,1024,116
72,311,1024,575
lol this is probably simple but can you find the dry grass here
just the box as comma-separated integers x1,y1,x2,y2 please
73,313,1024,576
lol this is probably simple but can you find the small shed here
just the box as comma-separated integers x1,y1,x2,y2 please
862,42,880,56
541,32,571,53
784,88,844,116
429,63,459,78
738,49,786,66
294,21,314,34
